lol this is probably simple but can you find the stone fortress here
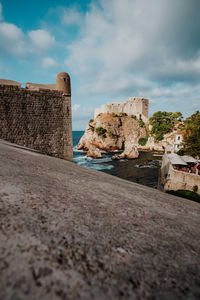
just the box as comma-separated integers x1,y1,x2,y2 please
94,97,149,123
0,72,73,161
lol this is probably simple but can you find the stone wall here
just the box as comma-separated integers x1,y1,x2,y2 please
158,153,200,193
0,84,73,161
94,97,149,123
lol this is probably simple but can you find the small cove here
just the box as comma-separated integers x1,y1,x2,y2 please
73,131,162,189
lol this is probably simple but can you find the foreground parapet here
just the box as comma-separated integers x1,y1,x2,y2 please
0,72,73,161
0,140,200,299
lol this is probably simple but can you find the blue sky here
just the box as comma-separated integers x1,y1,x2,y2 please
0,0,200,130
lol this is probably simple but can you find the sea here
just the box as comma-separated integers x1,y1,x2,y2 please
73,131,162,189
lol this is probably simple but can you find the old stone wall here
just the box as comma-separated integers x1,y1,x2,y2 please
0,84,73,161
94,97,149,123
158,153,200,193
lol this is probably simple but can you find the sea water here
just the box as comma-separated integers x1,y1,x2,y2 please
73,131,162,188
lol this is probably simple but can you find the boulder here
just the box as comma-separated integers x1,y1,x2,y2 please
86,146,102,158
122,141,139,159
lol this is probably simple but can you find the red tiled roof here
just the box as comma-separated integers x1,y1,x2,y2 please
176,130,186,135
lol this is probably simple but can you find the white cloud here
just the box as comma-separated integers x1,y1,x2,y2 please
0,4,55,57
28,29,55,53
0,24,55,57
62,6,83,26
72,103,94,130
72,104,93,120
42,57,58,68
0,22,26,56
65,0,200,101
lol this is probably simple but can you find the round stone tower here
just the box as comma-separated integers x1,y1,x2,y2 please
56,72,71,95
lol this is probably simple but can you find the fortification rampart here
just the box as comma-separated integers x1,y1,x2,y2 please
0,72,73,161
94,97,149,123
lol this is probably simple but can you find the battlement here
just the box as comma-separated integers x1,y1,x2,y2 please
94,97,149,123
0,72,73,161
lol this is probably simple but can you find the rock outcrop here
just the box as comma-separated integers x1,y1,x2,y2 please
78,113,146,159
140,132,177,152
78,113,179,159
86,145,102,158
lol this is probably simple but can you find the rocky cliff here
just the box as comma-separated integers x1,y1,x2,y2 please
77,113,147,159
78,113,178,159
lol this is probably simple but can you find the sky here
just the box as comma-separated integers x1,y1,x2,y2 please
0,0,200,130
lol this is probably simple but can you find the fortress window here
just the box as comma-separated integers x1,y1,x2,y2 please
64,78,66,82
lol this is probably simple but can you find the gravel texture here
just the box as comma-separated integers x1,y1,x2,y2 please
0,140,200,300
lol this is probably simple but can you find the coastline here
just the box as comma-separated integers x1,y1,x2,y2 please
73,131,162,188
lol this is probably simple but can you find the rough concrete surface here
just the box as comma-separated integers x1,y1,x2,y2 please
0,140,200,300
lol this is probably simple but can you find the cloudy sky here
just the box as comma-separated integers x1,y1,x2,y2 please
0,0,200,129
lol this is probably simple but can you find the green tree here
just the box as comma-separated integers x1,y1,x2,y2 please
182,111,200,157
149,111,183,141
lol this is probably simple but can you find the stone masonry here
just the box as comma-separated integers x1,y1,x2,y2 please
0,72,73,161
94,97,149,123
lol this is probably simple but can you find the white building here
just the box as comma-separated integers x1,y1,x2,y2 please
173,130,186,152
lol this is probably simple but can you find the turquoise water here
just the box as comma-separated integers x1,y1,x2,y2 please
72,131,162,188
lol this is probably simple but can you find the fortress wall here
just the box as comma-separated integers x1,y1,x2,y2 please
94,98,149,122
94,105,107,118
0,84,73,161
25,83,57,91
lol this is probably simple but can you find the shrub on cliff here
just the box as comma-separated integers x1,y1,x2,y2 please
89,119,94,123
139,119,145,128
107,130,114,138
96,126,107,138
131,115,137,120
138,134,149,146
138,138,147,146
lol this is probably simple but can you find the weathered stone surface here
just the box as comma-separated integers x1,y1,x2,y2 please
0,81,73,161
0,140,200,300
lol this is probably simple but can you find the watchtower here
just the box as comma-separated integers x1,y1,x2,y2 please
56,72,71,95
